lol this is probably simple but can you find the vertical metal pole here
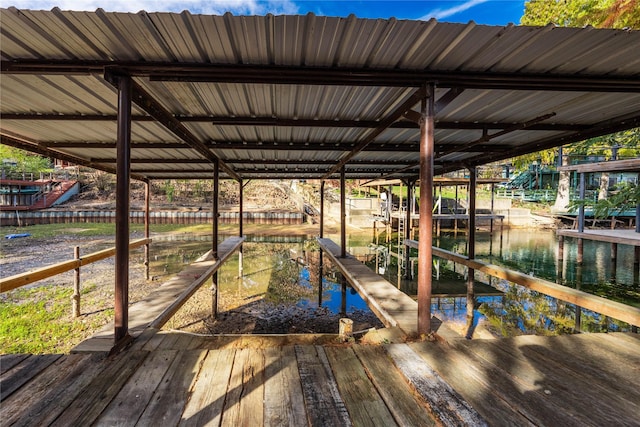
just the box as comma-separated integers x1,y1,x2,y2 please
318,250,324,306
238,179,243,279
239,179,244,237
578,172,585,233
212,159,219,319
636,173,640,233
320,180,325,238
144,181,150,281
466,166,477,337
340,166,346,258
418,83,435,336
490,183,495,234
114,74,131,344
72,246,81,318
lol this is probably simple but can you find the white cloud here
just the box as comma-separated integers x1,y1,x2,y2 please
1,0,300,14
420,0,489,20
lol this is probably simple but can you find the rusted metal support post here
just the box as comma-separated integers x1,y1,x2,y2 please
239,179,244,237
72,246,81,317
238,179,244,279
320,180,325,238
144,181,150,280
417,83,435,336
340,166,346,258
212,159,219,261
212,159,219,319
466,166,477,337
114,74,132,344
318,250,324,306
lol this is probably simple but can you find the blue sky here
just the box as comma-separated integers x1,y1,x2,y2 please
2,1,528,26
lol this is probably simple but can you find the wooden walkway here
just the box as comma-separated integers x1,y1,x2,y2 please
72,237,245,353
2,330,638,426
318,238,423,337
557,228,640,246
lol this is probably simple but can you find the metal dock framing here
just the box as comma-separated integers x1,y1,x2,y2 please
72,236,245,353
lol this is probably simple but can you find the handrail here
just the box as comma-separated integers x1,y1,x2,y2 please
404,239,640,327
0,238,151,293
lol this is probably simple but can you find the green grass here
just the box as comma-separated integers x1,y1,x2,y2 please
0,284,113,354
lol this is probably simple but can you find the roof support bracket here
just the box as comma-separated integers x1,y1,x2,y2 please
104,69,241,181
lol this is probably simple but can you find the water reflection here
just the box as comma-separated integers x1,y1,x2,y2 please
151,229,637,337
333,227,638,337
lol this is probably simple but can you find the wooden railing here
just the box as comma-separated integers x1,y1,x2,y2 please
0,238,151,293
405,239,640,328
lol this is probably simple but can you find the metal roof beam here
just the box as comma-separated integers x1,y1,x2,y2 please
1,112,590,131
0,133,148,182
322,88,426,179
3,61,640,92
104,71,241,181
472,112,640,168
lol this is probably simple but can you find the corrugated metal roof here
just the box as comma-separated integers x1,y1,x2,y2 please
1,8,639,180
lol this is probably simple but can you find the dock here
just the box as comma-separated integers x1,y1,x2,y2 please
72,236,245,353
2,330,638,426
318,238,422,336
556,228,640,247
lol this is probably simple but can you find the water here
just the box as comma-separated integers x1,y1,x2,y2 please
337,228,638,336
149,234,373,317
151,228,638,337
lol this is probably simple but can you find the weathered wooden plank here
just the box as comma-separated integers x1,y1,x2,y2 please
96,350,179,426
149,236,245,330
0,354,29,374
407,342,538,427
179,349,235,427
50,350,149,427
137,350,207,426
0,354,61,402
460,337,639,426
9,353,106,427
387,343,488,427
264,346,308,427
220,348,265,427
295,345,352,427
501,334,640,403
0,238,150,293
324,346,397,426
353,345,436,427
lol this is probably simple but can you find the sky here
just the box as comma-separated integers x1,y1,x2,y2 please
1,0,529,26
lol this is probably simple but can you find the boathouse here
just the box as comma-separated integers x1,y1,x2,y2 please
1,8,639,425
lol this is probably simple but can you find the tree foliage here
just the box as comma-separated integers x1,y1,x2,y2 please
521,0,640,29
0,145,52,173
511,1,640,174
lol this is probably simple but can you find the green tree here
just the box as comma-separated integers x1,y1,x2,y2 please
521,0,640,29
516,1,640,210
0,145,51,173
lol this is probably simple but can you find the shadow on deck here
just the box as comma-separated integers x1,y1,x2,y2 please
2,330,638,426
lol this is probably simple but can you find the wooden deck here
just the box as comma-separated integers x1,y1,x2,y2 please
2,330,638,426
557,228,640,246
72,236,245,353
